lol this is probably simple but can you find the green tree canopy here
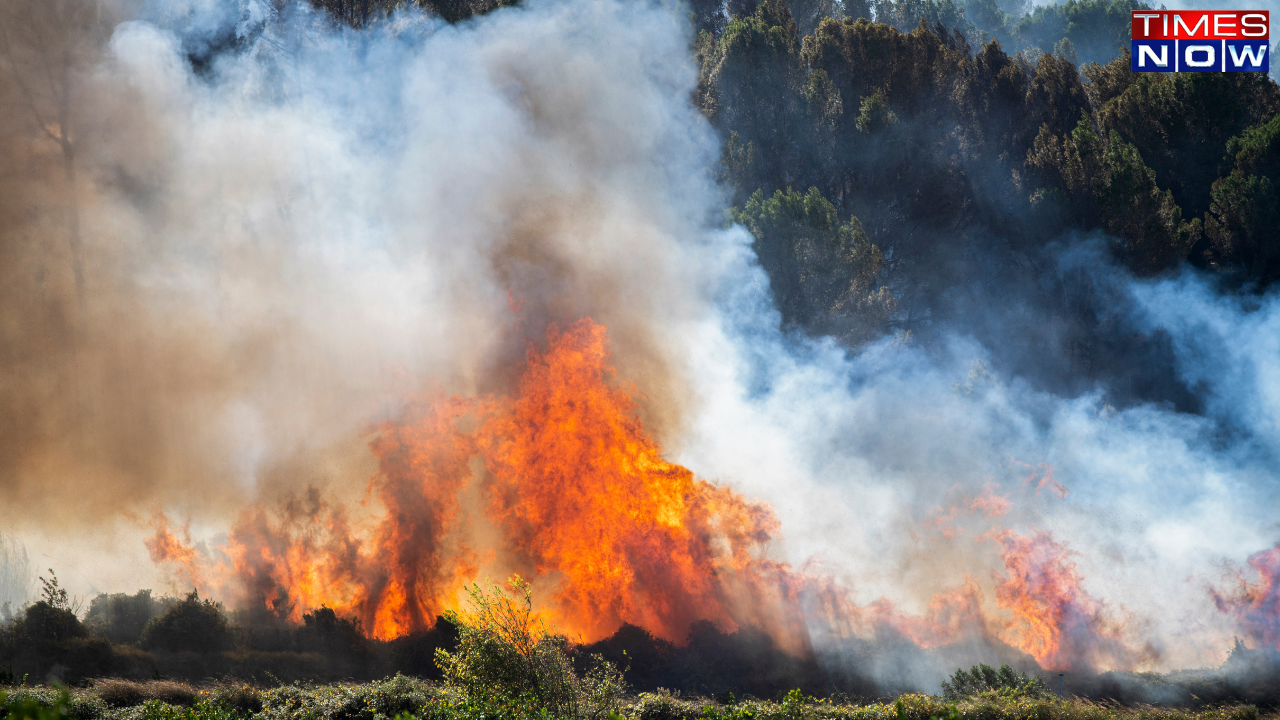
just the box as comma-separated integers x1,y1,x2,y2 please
139,590,232,654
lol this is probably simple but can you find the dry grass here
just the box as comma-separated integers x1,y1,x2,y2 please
92,679,197,708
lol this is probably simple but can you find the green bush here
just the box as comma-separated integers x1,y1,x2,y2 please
941,665,1049,701
140,592,232,654
86,591,176,646
435,576,626,720
258,674,440,720
2,688,69,720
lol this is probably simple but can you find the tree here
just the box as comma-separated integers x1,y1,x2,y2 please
37,571,71,613
699,0,803,199
732,187,894,341
299,605,369,657
1027,113,1199,274
85,589,175,646
140,590,232,653
1095,72,1280,218
1012,0,1142,65
1205,116,1280,283
13,572,85,649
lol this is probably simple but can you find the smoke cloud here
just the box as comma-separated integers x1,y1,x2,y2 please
0,0,718,560
676,235,1280,676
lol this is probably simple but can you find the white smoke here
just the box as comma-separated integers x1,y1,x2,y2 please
0,534,34,622
676,234,1280,677
1,0,721,595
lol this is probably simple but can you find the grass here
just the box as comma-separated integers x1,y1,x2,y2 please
2,681,1275,720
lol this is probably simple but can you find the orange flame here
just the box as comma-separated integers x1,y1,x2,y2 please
149,318,804,647
472,320,800,644
970,484,1011,518
1212,543,1280,651
145,318,1148,668
859,579,993,649
144,514,204,590
990,529,1135,670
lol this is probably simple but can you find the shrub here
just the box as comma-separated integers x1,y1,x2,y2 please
435,575,626,720
206,683,262,715
1,691,65,720
122,699,236,720
258,674,439,720
140,591,232,654
941,664,1049,700
17,603,85,647
94,679,197,709
298,606,367,657
92,680,145,708
85,591,175,646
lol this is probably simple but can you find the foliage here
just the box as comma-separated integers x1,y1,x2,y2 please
872,0,977,39
1093,70,1280,219
694,0,1280,372
298,607,369,657
37,573,71,615
16,602,87,647
1027,112,1201,274
258,674,439,720
1012,0,1143,65
0,674,1276,720
86,591,177,646
1206,115,1280,281
628,691,1271,720
1,687,69,720
731,187,893,341
699,0,803,202
435,576,626,720
941,664,1049,700
140,591,232,654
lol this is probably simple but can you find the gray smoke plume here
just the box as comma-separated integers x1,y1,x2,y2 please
0,0,719,581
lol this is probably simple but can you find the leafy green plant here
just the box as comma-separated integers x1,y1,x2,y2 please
1,685,68,720
941,664,1049,701
140,591,232,654
435,576,626,720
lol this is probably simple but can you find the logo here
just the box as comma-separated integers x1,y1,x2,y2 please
1131,11,1269,72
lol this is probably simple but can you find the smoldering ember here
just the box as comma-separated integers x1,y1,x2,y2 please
0,0,1278,718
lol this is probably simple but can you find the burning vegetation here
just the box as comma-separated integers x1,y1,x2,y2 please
129,317,1251,692
144,318,805,649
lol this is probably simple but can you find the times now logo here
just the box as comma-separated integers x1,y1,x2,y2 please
1131,11,1269,72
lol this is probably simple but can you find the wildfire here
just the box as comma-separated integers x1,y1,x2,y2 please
145,318,1149,669
990,529,1136,670
1212,544,1280,652
144,515,204,590
149,319,800,645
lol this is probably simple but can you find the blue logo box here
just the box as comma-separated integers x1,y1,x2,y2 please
1131,39,1270,72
